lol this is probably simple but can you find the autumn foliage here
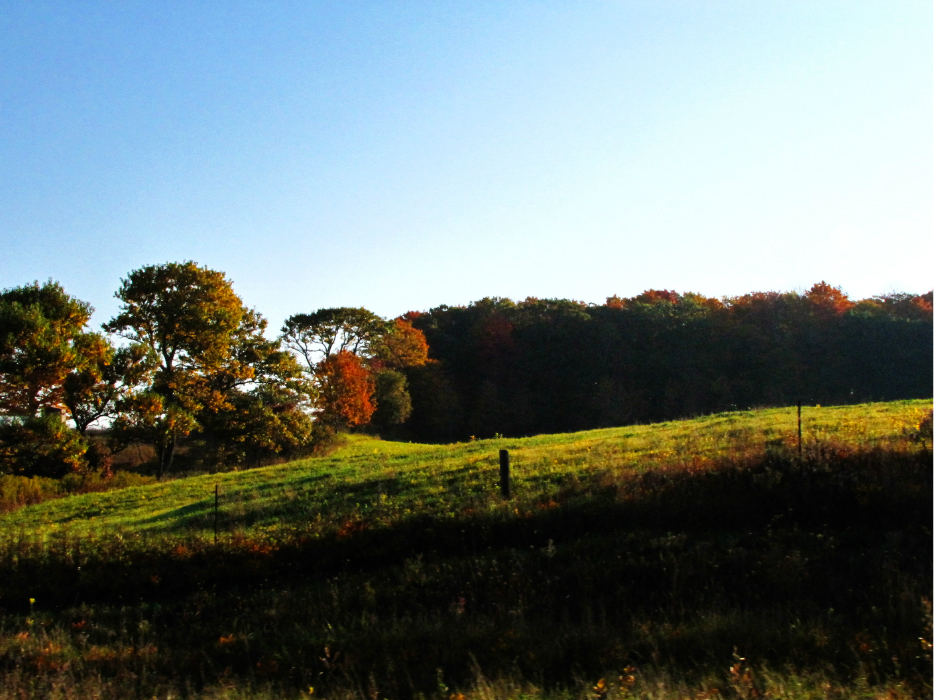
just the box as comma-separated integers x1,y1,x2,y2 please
1,270,929,475
314,350,376,428
281,309,430,437
403,283,932,442
378,318,429,369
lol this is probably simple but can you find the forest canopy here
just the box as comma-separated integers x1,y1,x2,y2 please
0,267,930,476
400,285,932,442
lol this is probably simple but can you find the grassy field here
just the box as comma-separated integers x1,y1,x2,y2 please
0,400,930,699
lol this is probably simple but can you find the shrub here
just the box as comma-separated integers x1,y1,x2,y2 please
0,414,89,477
0,469,156,513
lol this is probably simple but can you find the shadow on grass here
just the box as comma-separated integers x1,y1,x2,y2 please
4,444,929,608
134,500,213,525
0,444,930,699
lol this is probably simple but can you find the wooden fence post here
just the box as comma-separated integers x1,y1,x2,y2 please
214,484,219,544
499,449,511,500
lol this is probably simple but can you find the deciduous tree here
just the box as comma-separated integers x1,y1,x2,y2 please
370,369,413,433
195,308,314,468
62,338,157,435
314,350,376,429
106,263,316,474
375,318,429,369
104,262,245,477
0,281,93,417
281,307,387,372
282,309,428,433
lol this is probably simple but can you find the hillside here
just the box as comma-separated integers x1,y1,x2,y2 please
0,399,930,699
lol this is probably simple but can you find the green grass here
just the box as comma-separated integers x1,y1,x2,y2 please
1,400,925,539
0,399,930,699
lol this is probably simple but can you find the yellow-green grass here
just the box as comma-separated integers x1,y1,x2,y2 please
1,399,927,541
0,399,930,700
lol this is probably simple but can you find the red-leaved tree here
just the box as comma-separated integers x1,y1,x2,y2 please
314,350,376,429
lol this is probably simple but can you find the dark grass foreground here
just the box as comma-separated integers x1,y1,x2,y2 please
0,435,930,699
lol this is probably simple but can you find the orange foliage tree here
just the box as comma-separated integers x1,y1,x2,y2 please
377,318,429,369
634,289,681,305
314,351,376,428
805,281,854,316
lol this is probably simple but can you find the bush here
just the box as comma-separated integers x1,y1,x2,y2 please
309,421,340,454
83,439,114,476
0,414,90,477
0,469,156,513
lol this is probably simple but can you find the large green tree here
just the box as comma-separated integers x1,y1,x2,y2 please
105,262,314,476
104,262,246,477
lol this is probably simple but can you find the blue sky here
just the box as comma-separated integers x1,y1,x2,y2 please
1,2,931,330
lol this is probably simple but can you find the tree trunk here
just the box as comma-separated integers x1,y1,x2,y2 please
165,434,177,476
157,434,177,480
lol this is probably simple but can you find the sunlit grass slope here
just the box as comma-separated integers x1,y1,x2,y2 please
0,399,930,700
2,399,927,541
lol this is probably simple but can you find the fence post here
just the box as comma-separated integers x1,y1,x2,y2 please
214,484,219,544
499,449,511,500
797,400,802,459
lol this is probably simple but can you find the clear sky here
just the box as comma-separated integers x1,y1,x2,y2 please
1,1,931,331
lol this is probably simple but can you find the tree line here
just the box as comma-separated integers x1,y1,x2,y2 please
0,262,427,479
1,263,930,478
398,284,932,442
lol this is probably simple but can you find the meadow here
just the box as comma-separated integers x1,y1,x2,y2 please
0,399,930,699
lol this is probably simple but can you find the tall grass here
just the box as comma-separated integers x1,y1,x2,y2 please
0,471,156,514
0,400,930,699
